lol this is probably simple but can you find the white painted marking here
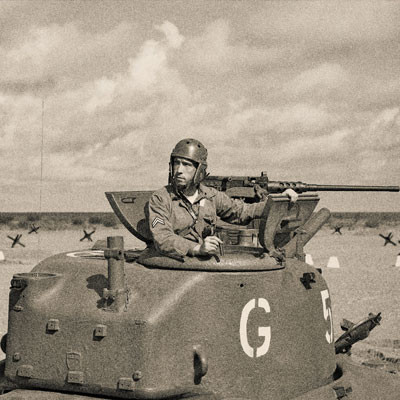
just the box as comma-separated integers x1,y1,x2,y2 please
240,298,271,358
256,298,271,357
321,289,334,344
66,250,104,259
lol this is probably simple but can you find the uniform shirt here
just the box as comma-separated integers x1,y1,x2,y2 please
147,183,266,257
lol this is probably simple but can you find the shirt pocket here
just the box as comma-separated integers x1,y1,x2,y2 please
172,202,196,234
200,199,217,225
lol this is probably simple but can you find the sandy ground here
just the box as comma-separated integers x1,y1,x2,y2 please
0,226,399,372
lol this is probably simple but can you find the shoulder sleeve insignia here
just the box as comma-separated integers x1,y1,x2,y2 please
152,217,165,228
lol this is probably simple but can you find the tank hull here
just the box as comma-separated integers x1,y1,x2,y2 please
2,251,338,399
2,355,400,399
1,250,399,399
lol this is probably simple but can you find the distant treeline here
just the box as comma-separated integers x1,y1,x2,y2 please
0,211,399,231
0,212,120,230
327,212,400,229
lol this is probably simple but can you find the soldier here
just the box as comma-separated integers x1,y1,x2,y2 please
148,138,298,258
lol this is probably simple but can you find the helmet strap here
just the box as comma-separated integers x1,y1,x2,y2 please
169,157,206,194
193,163,206,185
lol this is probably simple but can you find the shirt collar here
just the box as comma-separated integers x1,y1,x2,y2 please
167,183,215,202
197,183,215,200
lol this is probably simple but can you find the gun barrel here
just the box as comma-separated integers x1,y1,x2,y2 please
306,184,399,192
267,181,400,193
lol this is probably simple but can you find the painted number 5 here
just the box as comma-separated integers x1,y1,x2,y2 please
321,289,333,344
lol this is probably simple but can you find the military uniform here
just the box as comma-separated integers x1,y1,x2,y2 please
148,183,266,257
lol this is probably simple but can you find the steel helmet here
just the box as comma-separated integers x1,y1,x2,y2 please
169,138,208,185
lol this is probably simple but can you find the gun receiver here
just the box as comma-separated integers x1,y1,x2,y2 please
205,173,399,198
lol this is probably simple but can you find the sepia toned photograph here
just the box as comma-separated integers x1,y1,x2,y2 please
0,1,399,398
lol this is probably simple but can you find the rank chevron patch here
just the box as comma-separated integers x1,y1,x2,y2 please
152,217,165,228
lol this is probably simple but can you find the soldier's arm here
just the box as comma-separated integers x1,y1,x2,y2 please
148,193,198,257
214,190,266,225
215,188,298,225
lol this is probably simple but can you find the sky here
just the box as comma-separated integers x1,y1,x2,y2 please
0,0,399,212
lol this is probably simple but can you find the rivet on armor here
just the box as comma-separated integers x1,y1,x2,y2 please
94,324,107,338
17,365,33,378
13,352,21,362
46,319,60,332
13,305,23,312
133,370,142,381
67,371,84,384
118,377,135,391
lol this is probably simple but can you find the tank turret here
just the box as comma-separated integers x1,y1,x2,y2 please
1,174,399,399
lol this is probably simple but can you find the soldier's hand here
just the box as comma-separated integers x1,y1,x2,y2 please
283,188,298,202
193,236,223,256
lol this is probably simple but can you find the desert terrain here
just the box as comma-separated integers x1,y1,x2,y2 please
0,223,399,374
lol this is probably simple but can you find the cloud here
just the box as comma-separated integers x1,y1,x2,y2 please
181,19,288,76
275,129,350,162
288,63,350,95
224,102,334,138
1,7,399,211
155,21,184,49
0,20,196,189
0,22,137,93
127,40,169,91
85,77,117,113
249,2,400,45
360,107,400,151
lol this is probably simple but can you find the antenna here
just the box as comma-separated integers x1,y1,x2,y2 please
40,99,44,213
37,98,45,251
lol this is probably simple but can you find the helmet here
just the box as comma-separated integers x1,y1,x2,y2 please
169,138,208,186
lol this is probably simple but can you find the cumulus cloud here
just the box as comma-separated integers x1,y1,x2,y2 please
1,3,399,211
0,22,137,93
0,20,190,186
181,19,288,76
155,21,184,49
275,129,350,162
249,2,400,45
360,107,400,151
224,103,333,137
85,77,117,113
289,63,350,95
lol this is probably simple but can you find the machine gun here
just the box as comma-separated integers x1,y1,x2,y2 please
335,312,382,354
203,173,399,262
204,172,399,200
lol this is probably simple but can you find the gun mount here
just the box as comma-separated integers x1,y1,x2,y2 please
1,172,400,400
335,313,382,355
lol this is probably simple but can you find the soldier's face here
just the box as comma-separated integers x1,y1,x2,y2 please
172,157,197,189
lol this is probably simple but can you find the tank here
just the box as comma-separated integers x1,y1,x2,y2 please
1,174,399,399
